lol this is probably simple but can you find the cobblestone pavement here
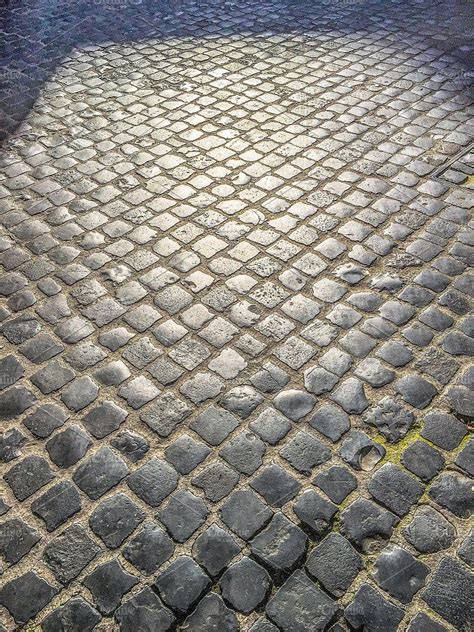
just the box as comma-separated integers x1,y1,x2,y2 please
0,0,473,630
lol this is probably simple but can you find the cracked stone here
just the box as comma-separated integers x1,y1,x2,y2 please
369,463,424,517
31,480,82,531
159,490,209,542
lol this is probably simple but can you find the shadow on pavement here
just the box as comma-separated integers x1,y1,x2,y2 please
0,0,473,141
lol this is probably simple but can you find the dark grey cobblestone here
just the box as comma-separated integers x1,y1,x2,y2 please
0,0,473,628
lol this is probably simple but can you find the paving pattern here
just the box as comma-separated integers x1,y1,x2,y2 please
0,0,473,630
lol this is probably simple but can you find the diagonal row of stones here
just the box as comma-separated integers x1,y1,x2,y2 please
0,0,473,630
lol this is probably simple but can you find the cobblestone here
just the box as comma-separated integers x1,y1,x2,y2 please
0,0,473,628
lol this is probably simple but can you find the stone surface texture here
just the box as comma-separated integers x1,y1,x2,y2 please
0,0,472,629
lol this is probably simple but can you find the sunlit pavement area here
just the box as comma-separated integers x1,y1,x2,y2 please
0,0,473,629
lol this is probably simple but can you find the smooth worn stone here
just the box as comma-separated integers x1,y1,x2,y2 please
421,411,468,450
118,375,160,409
94,359,130,385
309,404,350,442
31,480,82,531
165,433,211,474
429,472,474,518
73,447,129,500
293,489,338,537
313,465,357,504
182,593,239,632
403,506,456,554
220,557,271,613
89,493,145,548
330,378,369,414
115,587,175,632
372,544,429,604
30,361,75,395
159,490,209,542
0,571,57,625
0,518,40,564
123,520,174,575
422,557,474,629
220,490,273,541
340,430,385,471
4,455,54,501
192,524,240,577
355,358,395,388
273,390,316,421
303,366,339,396
345,583,404,632
154,555,211,615
394,374,437,409
82,401,128,439
0,385,36,419
401,440,445,482
127,457,177,507
340,498,398,551
46,424,92,468
250,464,302,507
306,533,363,597
251,512,307,579
83,560,138,615
455,439,474,477
376,340,413,367
266,569,338,632
43,524,101,584
42,597,101,632
364,396,414,442
61,376,99,411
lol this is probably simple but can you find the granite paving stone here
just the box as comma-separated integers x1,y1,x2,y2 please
0,0,472,627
